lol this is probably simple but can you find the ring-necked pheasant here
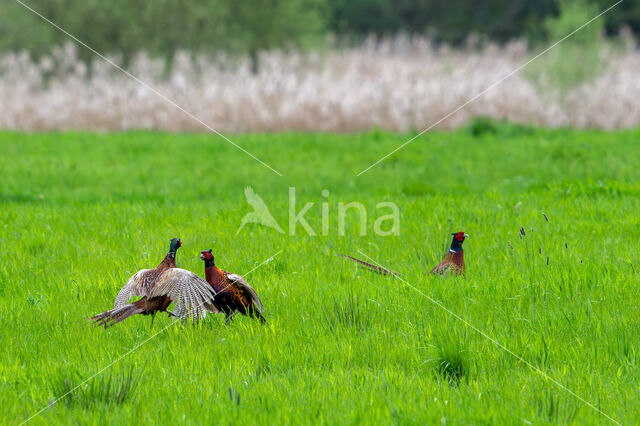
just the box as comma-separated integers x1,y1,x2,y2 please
89,238,218,328
430,231,469,277
340,231,469,277
200,249,266,325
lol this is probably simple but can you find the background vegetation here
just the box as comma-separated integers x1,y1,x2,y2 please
1,0,639,63
1,0,637,132
1,125,639,424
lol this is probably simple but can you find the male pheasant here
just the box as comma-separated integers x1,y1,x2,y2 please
340,231,469,277
430,231,469,276
89,238,218,328
200,249,266,324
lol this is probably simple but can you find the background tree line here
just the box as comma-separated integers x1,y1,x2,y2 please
0,0,637,63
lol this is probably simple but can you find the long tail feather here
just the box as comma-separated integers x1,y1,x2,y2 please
253,310,267,324
89,303,144,329
339,254,400,277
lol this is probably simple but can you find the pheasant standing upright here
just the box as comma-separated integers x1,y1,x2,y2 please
89,238,218,328
340,231,469,277
200,249,266,324
430,231,469,276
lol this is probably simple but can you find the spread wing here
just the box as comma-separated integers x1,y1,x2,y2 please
226,273,263,312
149,268,218,320
113,269,151,309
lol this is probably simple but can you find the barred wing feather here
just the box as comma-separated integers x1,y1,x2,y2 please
150,268,218,320
113,269,151,309
226,273,263,312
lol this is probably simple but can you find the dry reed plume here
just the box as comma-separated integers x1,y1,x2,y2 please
0,38,638,132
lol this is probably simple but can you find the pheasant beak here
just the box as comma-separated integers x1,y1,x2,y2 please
199,253,205,260
463,233,470,238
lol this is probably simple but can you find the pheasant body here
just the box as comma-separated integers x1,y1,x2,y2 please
201,250,266,324
430,249,465,276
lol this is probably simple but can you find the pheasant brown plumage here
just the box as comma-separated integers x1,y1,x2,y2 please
89,238,219,328
430,231,468,277
200,249,266,324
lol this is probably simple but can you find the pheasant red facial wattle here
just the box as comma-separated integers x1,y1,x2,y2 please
200,249,214,265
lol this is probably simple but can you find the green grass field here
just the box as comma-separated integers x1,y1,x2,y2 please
1,125,639,424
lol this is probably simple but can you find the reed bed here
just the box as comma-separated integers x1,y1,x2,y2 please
0,38,638,132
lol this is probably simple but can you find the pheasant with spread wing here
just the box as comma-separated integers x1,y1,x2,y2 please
89,238,218,328
200,249,266,324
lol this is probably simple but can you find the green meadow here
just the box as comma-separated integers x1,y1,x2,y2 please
1,124,639,424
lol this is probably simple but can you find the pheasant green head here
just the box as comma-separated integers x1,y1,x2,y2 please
169,238,182,254
450,232,469,252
